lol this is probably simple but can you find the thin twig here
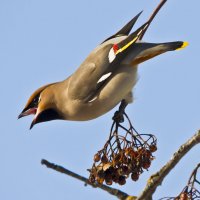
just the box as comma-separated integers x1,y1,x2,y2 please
136,130,200,200
139,0,168,40
41,159,136,200
188,163,200,186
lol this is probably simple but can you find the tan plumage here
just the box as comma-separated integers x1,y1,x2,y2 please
18,12,188,129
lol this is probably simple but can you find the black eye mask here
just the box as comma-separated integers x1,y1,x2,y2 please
35,108,62,124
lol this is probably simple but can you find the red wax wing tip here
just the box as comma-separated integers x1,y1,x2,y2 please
113,44,119,53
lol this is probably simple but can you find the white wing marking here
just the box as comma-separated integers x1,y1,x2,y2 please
97,72,112,84
108,48,116,63
88,96,98,103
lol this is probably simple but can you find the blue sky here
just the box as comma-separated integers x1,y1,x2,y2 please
1,0,200,199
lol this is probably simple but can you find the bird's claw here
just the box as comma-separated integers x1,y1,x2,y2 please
112,111,124,123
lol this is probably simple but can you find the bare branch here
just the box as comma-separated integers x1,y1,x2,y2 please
136,130,200,200
41,159,136,200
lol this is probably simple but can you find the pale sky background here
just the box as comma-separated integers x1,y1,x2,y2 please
1,0,200,199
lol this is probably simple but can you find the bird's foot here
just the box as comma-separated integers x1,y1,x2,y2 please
112,110,124,123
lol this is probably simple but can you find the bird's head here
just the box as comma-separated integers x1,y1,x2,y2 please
18,83,63,129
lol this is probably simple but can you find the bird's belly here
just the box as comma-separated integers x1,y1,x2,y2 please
67,65,138,121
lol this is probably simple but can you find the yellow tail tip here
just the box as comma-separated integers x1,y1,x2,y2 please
176,41,189,50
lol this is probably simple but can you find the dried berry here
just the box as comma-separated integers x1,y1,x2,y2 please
149,144,157,152
104,173,112,184
113,153,122,165
94,153,101,162
144,150,152,158
121,165,129,175
131,172,139,181
105,179,113,185
179,192,189,200
112,173,119,183
118,176,126,185
125,147,132,156
97,170,105,179
130,149,137,159
122,155,128,164
89,174,95,184
89,111,157,186
101,154,108,164
142,159,151,169
105,166,115,175
96,177,104,185
103,163,112,171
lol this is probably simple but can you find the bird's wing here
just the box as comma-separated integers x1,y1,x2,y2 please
101,11,142,43
107,22,149,64
68,42,116,101
68,20,150,102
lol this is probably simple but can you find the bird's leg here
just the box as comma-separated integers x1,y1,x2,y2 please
112,100,128,123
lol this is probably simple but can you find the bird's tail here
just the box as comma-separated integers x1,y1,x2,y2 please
125,41,189,65
108,16,188,65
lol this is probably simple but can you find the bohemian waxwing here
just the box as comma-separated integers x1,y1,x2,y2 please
18,11,188,129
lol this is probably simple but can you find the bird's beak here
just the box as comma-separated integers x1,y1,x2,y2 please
18,108,37,119
18,107,38,129
29,109,41,129
30,117,37,129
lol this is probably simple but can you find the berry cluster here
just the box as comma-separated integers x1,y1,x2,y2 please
88,112,157,186
161,163,200,200
176,164,200,200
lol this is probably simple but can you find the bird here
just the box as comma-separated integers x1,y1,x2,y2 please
18,11,188,129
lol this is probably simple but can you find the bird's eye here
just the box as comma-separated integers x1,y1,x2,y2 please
31,95,40,107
